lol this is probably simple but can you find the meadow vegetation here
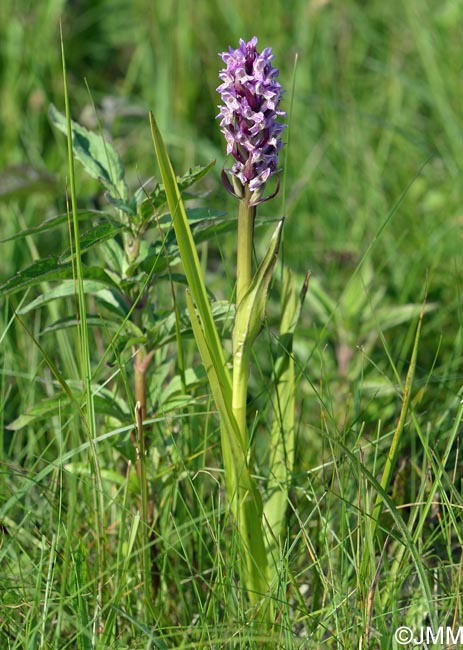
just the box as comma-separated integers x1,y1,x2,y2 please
0,0,461,647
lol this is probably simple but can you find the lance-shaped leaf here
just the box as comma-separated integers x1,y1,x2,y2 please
17,280,120,315
233,219,284,360
49,103,128,202
149,113,230,401
7,390,129,431
0,209,102,244
0,258,118,297
58,220,125,262
138,160,216,218
186,291,269,604
264,270,309,564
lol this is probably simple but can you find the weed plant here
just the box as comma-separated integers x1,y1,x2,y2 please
0,1,461,648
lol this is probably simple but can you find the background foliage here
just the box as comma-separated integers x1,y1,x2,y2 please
0,0,461,647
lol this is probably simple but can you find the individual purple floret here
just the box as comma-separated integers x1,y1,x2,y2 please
216,36,286,204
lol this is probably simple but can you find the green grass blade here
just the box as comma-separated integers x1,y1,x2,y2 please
372,297,426,523
101,511,140,645
338,438,437,630
360,290,427,582
60,24,106,593
70,541,92,650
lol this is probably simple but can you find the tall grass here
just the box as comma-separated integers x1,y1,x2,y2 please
1,0,461,647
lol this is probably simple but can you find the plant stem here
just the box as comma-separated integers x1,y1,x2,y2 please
233,187,255,448
133,344,158,616
236,188,255,305
134,348,154,421
135,401,156,622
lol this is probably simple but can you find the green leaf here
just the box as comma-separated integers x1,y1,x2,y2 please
0,209,101,244
372,302,438,332
59,220,125,262
100,237,125,276
149,113,229,398
39,313,126,335
139,161,216,216
0,258,118,297
233,219,284,357
304,276,337,320
49,103,128,201
186,207,228,223
158,366,206,405
176,161,216,191
7,389,129,431
134,210,233,276
18,280,120,315
134,242,176,276
149,112,233,418
186,291,269,603
186,210,236,244
105,193,136,216
143,299,233,351
7,396,69,431
264,270,309,559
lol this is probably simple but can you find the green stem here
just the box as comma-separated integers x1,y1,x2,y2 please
233,187,256,448
236,188,255,304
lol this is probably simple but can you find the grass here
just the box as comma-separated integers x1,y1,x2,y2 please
1,0,462,648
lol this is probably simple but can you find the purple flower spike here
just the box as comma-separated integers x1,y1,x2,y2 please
216,36,286,204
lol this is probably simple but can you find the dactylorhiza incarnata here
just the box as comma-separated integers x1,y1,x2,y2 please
216,36,286,205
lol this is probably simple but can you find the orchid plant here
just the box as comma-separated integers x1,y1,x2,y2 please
151,37,307,621
217,36,286,453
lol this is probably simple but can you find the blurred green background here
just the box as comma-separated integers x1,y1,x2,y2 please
1,0,460,266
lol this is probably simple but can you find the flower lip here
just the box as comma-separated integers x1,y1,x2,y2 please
216,36,286,202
